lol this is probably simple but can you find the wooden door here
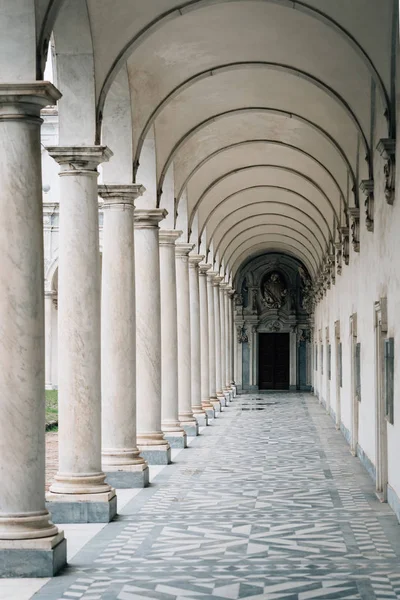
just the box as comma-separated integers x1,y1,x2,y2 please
258,333,290,390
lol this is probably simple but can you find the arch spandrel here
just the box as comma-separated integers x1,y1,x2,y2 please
185,141,344,215
211,210,327,259
172,112,349,200
152,67,361,183
224,229,320,275
231,241,317,279
194,166,339,229
200,188,332,248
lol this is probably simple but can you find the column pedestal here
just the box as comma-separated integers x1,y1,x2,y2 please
159,230,187,449
135,210,171,465
99,185,149,489
0,82,66,576
46,146,116,522
176,244,199,436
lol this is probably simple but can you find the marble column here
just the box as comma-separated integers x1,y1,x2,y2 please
225,285,233,400
227,289,236,394
219,283,229,403
159,230,187,449
176,244,199,436
199,264,215,419
0,83,66,577
44,290,55,390
99,185,149,488
207,272,221,412
135,209,171,465
189,255,208,427
213,276,226,405
46,146,116,523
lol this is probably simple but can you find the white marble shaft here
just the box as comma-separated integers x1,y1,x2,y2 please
199,264,213,409
227,289,235,386
188,255,206,417
213,276,224,398
0,83,62,542
45,290,55,390
219,284,228,392
99,185,147,469
224,288,232,388
134,209,170,447
159,230,186,435
207,272,218,401
47,146,113,496
175,243,197,426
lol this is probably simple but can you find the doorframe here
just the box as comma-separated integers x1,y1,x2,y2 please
334,320,341,430
258,331,290,390
349,313,358,456
374,298,388,500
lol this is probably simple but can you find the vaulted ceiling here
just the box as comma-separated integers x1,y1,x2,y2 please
43,0,396,280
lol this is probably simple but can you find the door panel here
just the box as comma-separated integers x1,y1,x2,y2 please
259,333,290,390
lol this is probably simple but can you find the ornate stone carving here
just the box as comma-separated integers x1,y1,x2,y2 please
298,266,314,313
348,208,360,253
261,271,287,309
360,179,374,232
236,325,248,343
334,240,342,275
268,320,282,332
235,293,243,306
298,328,311,342
377,138,396,205
338,226,350,265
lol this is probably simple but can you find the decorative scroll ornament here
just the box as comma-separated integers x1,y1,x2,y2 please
298,328,311,342
268,320,282,332
348,208,360,253
377,138,396,205
235,293,243,306
334,239,342,275
339,226,350,265
298,266,314,313
236,325,248,344
261,271,287,309
360,179,374,232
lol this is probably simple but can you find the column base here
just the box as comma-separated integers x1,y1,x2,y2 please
103,463,149,489
0,532,66,578
204,407,215,420
217,393,227,407
163,430,187,448
194,412,208,427
46,490,117,523
180,421,199,437
211,399,221,413
138,444,172,465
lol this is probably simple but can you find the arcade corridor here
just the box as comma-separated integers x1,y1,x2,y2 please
28,394,400,600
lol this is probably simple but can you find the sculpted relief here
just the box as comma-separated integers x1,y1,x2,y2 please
261,271,287,309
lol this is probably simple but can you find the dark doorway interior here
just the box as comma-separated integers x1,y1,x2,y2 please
258,333,290,390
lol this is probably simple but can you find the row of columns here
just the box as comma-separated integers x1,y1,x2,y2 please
0,91,235,575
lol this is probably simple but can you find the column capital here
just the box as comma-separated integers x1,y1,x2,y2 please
0,82,61,121
199,263,212,275
159,229,183,246
47,146,113,173
98,184,145,208
134,208,167,229
213,275,224,287
207,270,219,282
175,243,195,257
188,254,204,268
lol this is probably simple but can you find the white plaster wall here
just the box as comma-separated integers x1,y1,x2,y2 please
313,89,400,503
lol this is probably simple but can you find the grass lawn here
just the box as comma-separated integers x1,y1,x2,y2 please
45,389,58,430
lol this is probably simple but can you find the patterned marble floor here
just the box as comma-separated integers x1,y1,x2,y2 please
34,394,400,600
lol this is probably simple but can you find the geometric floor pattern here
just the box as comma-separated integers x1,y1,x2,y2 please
34,394,400,600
